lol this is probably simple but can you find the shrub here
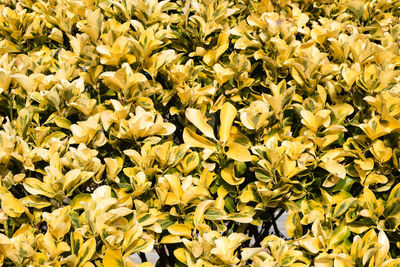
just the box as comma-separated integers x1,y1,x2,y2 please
0,0,400,266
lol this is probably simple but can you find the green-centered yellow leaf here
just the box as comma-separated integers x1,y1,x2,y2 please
205,207,227,220
54,117,72,129
21,195,51,209
15,108,31,136
329,224,350,247
333,198,357,218
180,152,200,175
75,237,96,267
286,211,302,238
226,213,253,223
279,250,301,266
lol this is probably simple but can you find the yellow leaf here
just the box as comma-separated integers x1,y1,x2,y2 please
211,233,249,264
329,223,350,247
342,65,359,87
359,116,391,140
213,64,235,86
54,117,72,130
362,187,377,214
49,28,63,44
286,211,302,238
185,108,215,139
0,233,14,261
320,159,346,179
21,195,51,209
226,142,252,162
64,170,94,196
168,224,192,238
330,103,354,124
204,31,229,66
69,94,97,116
160,234,182,244
183,128,216,151
219,102,237,144
382,259,400,267
1,193,25,217
70,194,91,210
75,237,96,267
165,192,180,205
174,248,187,264
105,157,124,183
333,255,354,267
165,174,184,199
375,230,390,266
194,200,214,227
11,73,34,93
42,207,71,240
200,168,215,188
279,156,306,179
333,198,357,217
364,172,388,186
15,108,31,136
354,158,374,171
300,110,331,132
226,213,253,223
179,152,200,174
279,250,302,266
221,164,245,185
300,237,322,254
103,249,125,267
314,254,334,267
239,101,270,130
370,140,392,163
79,9,102,42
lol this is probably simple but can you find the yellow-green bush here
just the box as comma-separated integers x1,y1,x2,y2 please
0,0,400,266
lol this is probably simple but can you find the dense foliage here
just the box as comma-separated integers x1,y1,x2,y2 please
0,0,400,266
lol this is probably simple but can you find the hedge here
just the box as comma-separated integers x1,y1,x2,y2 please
0,0,400,266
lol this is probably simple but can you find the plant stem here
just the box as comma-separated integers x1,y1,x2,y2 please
9,95,13,121
139,252,147,263
96,84,101,104
3,221,8,237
